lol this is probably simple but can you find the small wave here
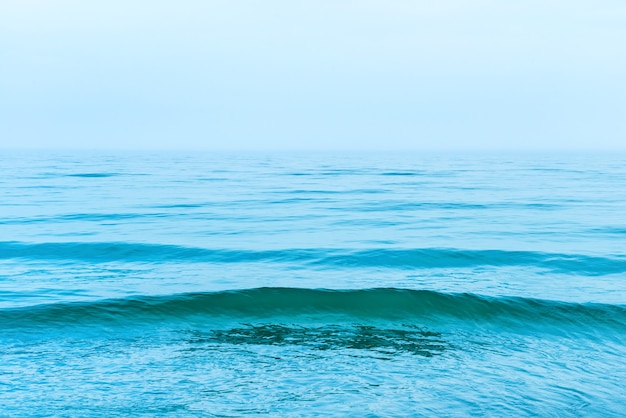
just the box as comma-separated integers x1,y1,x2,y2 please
0,213,171,225
380,171,422,176
589,227,626,235
149,203,206,209
2,288,625,335
331,201,561,212
65,173,120,178
2,241,625,275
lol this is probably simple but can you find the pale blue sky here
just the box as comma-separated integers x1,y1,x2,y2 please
1,0,625,150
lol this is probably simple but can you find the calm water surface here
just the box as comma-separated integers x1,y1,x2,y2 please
1,150,626,416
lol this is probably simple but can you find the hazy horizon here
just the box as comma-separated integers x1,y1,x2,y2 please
2,0,625,151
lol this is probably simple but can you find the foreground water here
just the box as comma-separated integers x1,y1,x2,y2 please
1,150,625,416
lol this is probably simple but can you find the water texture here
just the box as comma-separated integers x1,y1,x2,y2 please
1,150,626,416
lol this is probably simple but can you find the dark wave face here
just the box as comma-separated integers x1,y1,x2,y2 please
4,288,625,337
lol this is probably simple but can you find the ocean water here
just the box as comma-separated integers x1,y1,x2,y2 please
1,150,626,416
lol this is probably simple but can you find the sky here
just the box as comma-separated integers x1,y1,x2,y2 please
1,0,625,151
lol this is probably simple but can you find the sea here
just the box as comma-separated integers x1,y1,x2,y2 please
1,150,625,416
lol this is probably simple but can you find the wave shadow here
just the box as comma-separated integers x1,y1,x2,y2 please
185,324,448,357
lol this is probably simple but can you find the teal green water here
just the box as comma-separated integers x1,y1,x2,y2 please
1,151,626,416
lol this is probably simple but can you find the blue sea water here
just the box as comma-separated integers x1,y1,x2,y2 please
1,150,626,416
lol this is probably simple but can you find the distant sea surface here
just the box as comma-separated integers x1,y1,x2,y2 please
1,150,626,416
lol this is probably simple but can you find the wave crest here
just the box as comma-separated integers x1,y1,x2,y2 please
2,288,625,336
2,241,625,275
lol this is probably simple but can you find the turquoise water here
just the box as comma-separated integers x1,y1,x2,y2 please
1,151,626,416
